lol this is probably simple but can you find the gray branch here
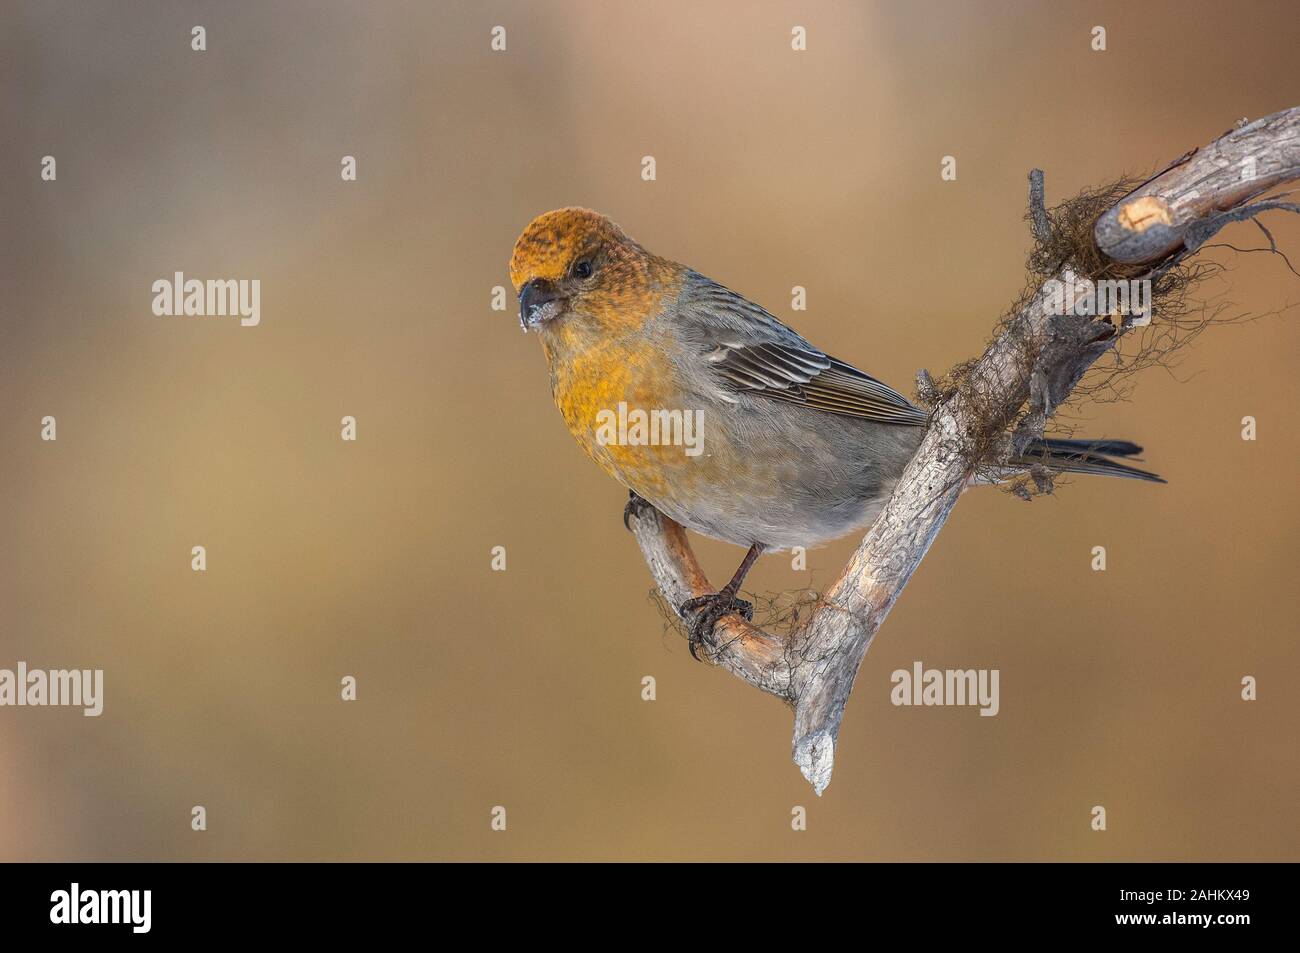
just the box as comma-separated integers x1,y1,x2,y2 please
625,106,1300,794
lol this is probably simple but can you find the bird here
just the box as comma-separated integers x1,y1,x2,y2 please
508,207,1162,657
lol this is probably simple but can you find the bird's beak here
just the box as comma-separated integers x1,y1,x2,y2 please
518,278,564,331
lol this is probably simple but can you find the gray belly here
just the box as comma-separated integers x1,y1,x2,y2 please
639,397,923,551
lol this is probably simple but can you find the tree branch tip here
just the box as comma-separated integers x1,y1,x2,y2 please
1028,168,1051,244
794,731,836,796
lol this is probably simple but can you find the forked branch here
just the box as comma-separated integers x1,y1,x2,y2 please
626,106,1300,794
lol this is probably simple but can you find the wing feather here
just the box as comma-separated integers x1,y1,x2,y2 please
676,273,927,425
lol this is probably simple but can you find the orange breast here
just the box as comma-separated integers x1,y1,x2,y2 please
543,327,702,499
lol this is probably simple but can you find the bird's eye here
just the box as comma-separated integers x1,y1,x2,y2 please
572,259,594,280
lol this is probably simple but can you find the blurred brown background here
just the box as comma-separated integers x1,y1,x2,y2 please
1,0,1296,861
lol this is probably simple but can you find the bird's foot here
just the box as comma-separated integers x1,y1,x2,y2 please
623,490,655,530
678,591,753,661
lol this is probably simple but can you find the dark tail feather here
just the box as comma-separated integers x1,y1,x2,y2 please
1018,437,1166,484
1029,437,1145,458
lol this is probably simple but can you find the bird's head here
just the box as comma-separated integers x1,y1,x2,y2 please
508,208,676,334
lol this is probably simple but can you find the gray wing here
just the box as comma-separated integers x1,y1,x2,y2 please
673,272,927,426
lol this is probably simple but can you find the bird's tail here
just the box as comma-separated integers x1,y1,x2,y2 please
1015,437,1166,483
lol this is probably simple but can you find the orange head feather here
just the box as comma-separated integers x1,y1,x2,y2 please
508,208,682,335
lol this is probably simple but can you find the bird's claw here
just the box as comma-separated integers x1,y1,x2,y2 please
678,592,753,661
623,490,655,531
